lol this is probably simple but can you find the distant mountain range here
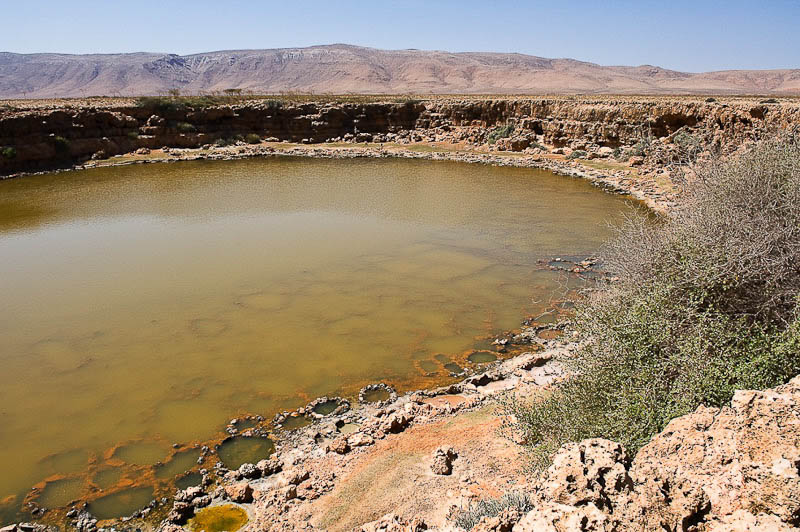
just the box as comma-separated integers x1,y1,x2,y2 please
1,44,799,98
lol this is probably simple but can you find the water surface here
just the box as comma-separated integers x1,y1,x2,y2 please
0,157,640,521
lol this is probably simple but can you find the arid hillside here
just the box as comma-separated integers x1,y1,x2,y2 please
1,44,800,98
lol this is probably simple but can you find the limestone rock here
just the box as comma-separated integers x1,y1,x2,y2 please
328,437,350,454
625,377,800,530
472,508,522,531
237,462,259,479
256,456,283,476
707,510,798,531
348,432,375,447
381,412,413,434
540,438,632,511
166,501,193,524
513,502,614,532
514,376,800,531
431,446,458,475
224,482,253,503
357,513,427,531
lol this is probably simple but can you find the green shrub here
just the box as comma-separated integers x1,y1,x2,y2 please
672,129,702,163
566,149,588,160
135,96,185,113
214,137,234,147
452,492,533,530
136,95,224,113
487,124,515,144
627,138,649,157
52,135,70,155
127,131,139,140
1,146,16,159
503,138,800,470
530,141,546,150
176,122,196,133
245,133,262,144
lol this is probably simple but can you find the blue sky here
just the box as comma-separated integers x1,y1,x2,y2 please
2,0,799,72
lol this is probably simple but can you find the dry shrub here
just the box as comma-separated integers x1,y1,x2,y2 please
504,137,800,469
453,492,533,530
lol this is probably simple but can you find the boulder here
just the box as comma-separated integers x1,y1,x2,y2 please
237,462,259,479
328,437,351,455
431,446,458,475
348,432,375,447
541,439,632,511
166,501,194,524
624,377,800,530
256,456,283,476
224,482,253,503
381,412,413,434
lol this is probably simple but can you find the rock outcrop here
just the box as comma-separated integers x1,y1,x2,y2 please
2,97,798,178
513,375,800,531
430,446,458,475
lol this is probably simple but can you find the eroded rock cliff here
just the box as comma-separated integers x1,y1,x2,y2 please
1,97,798,177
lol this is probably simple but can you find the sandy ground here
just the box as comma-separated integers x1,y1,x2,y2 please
252,399,528,531
238,349,564,531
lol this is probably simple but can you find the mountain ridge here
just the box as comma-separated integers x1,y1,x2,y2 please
1,44,799,98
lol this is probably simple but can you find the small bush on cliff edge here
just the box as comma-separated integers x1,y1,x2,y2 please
504,138,800,470
52,135,70,155
1,146,16,159
488,124,515,144
176,121,196,133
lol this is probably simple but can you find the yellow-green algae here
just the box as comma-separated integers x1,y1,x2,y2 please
188,505,248,532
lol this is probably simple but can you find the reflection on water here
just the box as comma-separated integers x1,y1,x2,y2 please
0,156,641,521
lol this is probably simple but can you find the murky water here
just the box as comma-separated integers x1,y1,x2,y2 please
0,156,641,523
217,437,275,470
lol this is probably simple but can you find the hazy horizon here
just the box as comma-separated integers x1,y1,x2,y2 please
2,0,799,72
2,43,799,75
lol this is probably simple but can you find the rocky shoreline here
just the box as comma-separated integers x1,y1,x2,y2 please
1,142,676,214
155,345,570,532
4,327,572,532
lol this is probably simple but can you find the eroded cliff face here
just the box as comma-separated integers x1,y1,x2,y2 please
0,101,423,174
1,97,798,176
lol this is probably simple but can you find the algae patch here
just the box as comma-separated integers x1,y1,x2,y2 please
188,504,248,532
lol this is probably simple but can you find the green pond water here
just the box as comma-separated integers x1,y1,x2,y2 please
154,449,201,480
217,437,275,470
0,156,641,523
